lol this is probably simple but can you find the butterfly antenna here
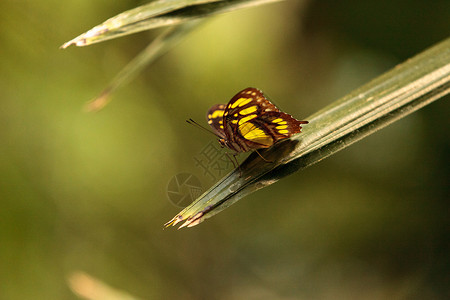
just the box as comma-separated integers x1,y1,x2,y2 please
186,118,218,137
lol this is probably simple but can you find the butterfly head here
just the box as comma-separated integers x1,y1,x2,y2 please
218,137,234,150
218,138,226,148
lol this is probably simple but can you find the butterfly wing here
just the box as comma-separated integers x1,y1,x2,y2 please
259,111,308,139
206,104,226,138
223,87,308,151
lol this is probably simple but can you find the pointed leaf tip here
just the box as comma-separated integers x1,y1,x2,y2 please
164,214,184,228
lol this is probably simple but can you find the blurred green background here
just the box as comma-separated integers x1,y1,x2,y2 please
0,0,449,299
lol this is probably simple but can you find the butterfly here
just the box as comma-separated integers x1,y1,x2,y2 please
206,87,308,155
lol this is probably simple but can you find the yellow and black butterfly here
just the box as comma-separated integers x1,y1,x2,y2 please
206,87,308,155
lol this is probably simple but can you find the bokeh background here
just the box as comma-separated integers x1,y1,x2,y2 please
0,0,449,299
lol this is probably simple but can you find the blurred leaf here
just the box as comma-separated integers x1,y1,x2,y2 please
165,37,450,229
61,0,284,48
85,20,202,112
68,272,141,300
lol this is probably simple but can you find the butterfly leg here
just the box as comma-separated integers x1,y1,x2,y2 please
255,149,273,163
225,152,242,177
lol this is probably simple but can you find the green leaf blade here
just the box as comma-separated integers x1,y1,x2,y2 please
166,37,450,229
61,0,283,48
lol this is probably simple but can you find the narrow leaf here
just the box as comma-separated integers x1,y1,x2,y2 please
61,0,283,48
165,37,450,229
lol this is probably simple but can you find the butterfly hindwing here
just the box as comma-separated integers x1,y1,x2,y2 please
206,104,226,138
258,111,308,140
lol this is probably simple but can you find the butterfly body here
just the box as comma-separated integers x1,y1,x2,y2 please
207,88,308,154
